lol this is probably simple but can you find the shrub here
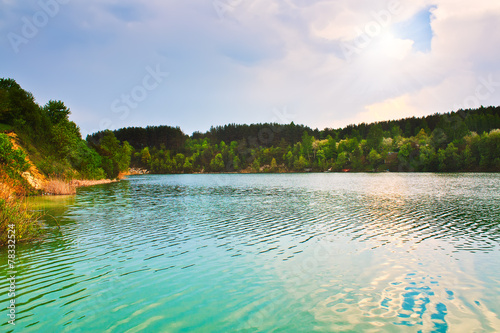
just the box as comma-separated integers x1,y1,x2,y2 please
0,199,40,246
0,133,29,176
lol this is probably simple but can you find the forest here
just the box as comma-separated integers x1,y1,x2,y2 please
88,107,500,174
0,78,131,187
1,77,500,186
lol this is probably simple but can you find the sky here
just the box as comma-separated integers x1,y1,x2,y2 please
1,0,500,137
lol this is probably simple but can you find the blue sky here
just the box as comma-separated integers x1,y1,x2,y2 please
1,0,500,137
394,6,434,53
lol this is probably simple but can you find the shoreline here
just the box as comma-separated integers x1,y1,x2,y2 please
41,170,147,196
69,179,120,188
42,178,121,196
37,169,500,196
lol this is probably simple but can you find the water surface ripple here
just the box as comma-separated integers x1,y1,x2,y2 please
1,173,499,332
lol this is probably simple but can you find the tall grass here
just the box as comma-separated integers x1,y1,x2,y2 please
43,179,76,195
0,198,41,246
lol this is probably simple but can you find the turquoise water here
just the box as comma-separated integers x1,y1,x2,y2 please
1,173,500,332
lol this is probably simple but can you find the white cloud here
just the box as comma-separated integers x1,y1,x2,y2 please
1,0,499,135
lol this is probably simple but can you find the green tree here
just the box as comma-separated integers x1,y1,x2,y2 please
141,147,151,165
418,145,437,172
438,143,460,171
0,133,29,176
316,149,326,170
335,152,348,170
51,121,80,158
367,149,382,170
431,128,448,149
390,125,402,138
210,153,225,172
366,124,383,151
463,146,475,170
174,153,185,171
270,157,278,171
301,132,314,160
99,130,121,154
415,128,430,146
118,141,133,172
478,129,500,170
43,100,71,125
398,142,417,171
183,158,193,173
324,135,337,160
95,130,131,178
351,146,363,170
69,141,105,179
252,158,261,172
233,156,241,171
284,150,294,169
293,155,308,170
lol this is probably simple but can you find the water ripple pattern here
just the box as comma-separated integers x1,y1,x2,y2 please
1,173,499,332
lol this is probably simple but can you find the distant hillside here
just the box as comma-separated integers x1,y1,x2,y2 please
87,125,187,151
0,78,132,189
199,107,500,144
91,107,500,150
91,106,499,174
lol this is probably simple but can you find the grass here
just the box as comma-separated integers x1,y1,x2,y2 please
0,198,41,246
43,179,76,195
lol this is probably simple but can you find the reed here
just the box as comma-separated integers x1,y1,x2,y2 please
0,198,41,246
43,179,76,195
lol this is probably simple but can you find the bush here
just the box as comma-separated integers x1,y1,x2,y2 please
0,199,40,246
0,133,29,176
36,156,70,179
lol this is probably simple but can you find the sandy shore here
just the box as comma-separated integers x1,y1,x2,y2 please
69,179,119,188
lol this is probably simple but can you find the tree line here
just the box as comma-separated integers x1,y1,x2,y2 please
0,78,130,181
97,106,500,173
2,77,499,181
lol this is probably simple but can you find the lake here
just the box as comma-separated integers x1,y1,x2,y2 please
1,173,500,332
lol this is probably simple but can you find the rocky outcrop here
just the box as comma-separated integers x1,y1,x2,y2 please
128,168,149,175
22,171,45,190
0,133,46,199
8,133,47,190
3,133,122,197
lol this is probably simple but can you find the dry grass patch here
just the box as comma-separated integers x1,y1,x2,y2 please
43,179,76,195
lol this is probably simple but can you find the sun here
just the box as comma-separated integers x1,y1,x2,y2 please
367,31,414,61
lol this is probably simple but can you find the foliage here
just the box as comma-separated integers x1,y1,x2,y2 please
0,78,125,180
120,107,500,174
0,133,29,177
367,149,383,170
69,141,106,179
87,125,186,151
210,153,225,172
0,199,41,246
88,130,132,179
2,77,500,178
